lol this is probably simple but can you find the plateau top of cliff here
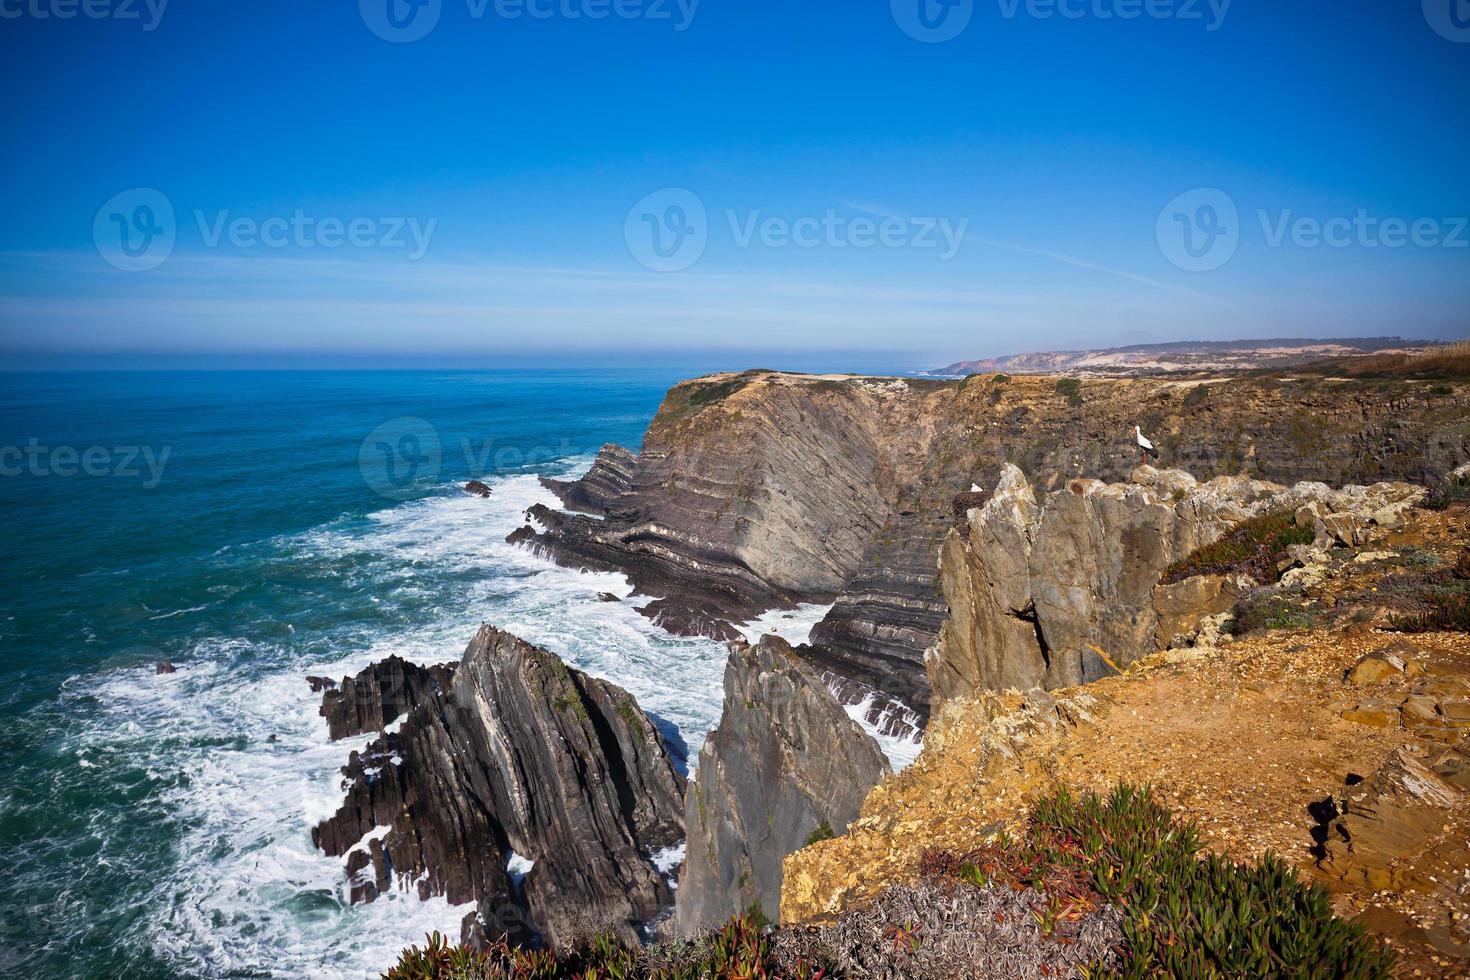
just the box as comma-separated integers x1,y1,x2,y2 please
784,494,1470,976
923,336,1455,378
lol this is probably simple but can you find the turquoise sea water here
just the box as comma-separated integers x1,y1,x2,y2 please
0,370,858,979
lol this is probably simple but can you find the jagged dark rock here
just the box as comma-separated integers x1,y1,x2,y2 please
318,655,453,741
636,597,742,642
306,675,337,693
676,635,889,935
540,444,637,515
312,626,686,947
155,661,176,674
510,371,1469,727
464,480,494,498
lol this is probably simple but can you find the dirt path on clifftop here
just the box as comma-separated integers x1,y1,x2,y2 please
782,627,1470,977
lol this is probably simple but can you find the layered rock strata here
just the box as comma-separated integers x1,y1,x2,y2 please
676,635,889,934
312,626,686,947
512,370,1469,723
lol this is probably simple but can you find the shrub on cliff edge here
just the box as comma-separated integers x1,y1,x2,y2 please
382,915,832,980
925,785,1394,979
1160,511,1314,585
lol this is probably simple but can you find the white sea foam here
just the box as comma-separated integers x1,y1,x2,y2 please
73,454,923,976
70,457,756,976
734,603,834,647
841,691,925,772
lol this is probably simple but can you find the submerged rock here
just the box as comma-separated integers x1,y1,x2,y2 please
312,625,686,947
676,635,889,935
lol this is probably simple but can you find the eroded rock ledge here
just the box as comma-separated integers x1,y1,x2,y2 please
311,625,686,947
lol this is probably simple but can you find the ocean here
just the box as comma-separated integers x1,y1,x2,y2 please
0,370,912,980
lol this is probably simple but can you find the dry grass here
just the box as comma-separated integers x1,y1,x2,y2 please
1313,341,1470,379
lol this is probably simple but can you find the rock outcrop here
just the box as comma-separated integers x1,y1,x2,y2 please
318,655,452,740
928,464,1426,705
312,626,686,947
677,635,889,935
540,444,637,515
511,370,1468,724
1317,742,1470,893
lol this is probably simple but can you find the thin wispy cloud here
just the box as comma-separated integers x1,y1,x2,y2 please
842,201,1236,308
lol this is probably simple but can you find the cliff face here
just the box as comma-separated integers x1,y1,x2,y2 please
513,370,1469,725
311,626,686,947
676,635,889,935
930,465,1424,703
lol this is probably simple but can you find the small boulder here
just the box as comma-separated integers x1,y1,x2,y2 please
306,675,337,693
1340,701,1400,728
155,661,177,675
1440,700,1470,724
1399,696,1439,724
1344,642,1423,686
596,592,621,603
1322,512,1361,548
464,480,493,498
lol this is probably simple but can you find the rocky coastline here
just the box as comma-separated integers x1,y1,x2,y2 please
510,370,1468,731
314,369,1470,977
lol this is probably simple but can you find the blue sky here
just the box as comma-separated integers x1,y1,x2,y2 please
1,0,1466,369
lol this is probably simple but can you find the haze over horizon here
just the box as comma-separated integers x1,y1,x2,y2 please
2,0,1467,369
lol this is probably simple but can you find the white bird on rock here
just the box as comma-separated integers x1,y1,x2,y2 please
1134,426,1159,466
